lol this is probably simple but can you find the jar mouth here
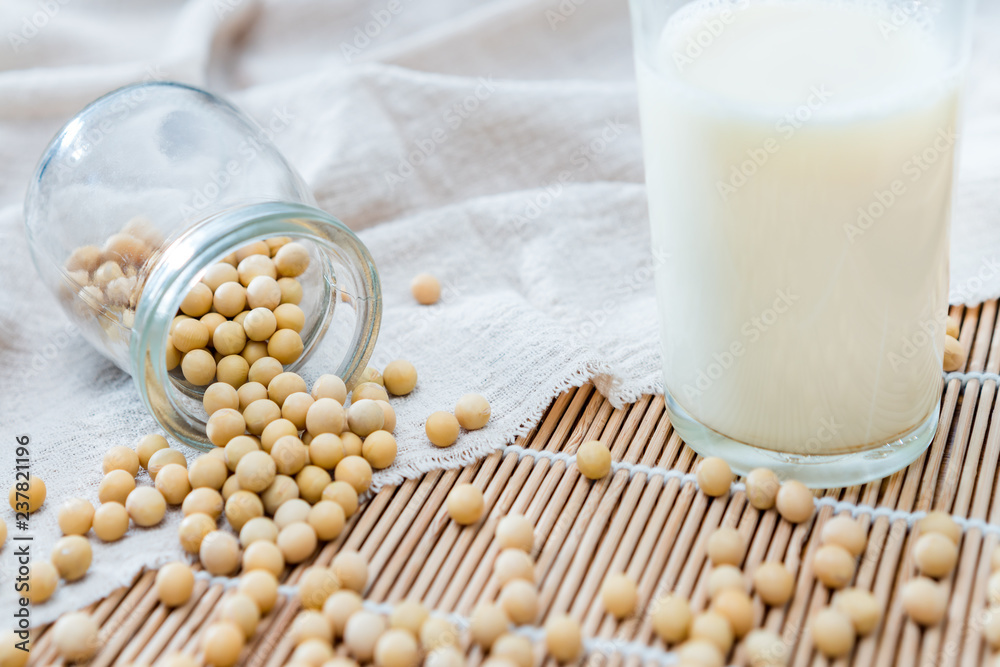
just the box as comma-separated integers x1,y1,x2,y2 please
131,201,381,451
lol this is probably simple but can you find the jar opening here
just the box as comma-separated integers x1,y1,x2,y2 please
132,201,380,451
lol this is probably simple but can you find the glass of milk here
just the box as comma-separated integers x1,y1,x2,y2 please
631,0,976,486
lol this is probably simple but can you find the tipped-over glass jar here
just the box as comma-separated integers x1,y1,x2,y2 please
24,81,381,451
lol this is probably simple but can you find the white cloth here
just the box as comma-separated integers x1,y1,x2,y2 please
0,0,997,627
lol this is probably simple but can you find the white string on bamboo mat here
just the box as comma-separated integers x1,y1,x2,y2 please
943,370,1000,385
502,445,1000,538
190,571,687,665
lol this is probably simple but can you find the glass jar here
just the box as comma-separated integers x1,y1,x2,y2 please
24,81,381,451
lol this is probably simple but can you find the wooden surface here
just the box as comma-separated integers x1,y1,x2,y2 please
25,300,1000,666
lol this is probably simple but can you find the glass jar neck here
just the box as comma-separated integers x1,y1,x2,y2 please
131,201,381,451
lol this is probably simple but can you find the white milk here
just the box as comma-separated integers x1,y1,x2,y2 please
637,0,959,454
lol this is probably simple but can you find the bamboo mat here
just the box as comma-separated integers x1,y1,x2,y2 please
24,300,1000,667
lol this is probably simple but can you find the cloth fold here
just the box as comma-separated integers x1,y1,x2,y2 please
0,0,998,626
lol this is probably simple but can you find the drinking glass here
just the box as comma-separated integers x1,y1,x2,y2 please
630,0,976,486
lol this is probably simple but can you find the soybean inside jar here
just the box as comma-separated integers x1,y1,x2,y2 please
24,82,381,450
